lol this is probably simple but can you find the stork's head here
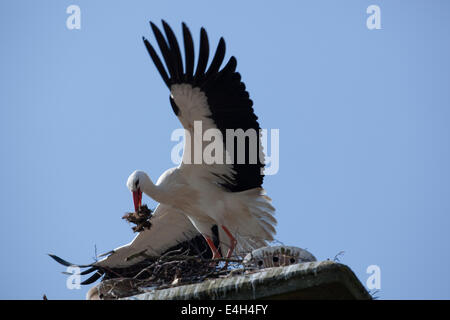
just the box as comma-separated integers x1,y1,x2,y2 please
127,170,150,212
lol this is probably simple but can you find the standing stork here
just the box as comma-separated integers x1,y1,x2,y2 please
127,21,276,259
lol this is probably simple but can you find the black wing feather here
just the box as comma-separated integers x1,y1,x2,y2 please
150,22,176,81
182,22,195,82
204,69,263,191
194,28,209,85
143,22,265,191
204,37,226,83
48,254,92,268
49,226,217,285
81,271,104,285
162,20,184,83
143,37,170,87
80,267,99,275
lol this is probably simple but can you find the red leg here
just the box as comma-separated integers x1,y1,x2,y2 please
204,235,221,259
221,226,237,259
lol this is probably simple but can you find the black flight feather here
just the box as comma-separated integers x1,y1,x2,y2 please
182,22,195,82
142,22,265,191
194,28,209,84
161,20,184,83
204,37,226,83
48,254,92,268
81,271,103,285
150,22,176,81
143,37,170,87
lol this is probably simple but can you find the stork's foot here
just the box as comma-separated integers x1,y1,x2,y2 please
204,235,221,267
210,249,222,267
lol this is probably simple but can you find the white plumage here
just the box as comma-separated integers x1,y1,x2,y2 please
95,204,200,268
127,21,277,259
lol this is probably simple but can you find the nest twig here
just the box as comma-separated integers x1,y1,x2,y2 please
97,249,254,300
97,205,258,299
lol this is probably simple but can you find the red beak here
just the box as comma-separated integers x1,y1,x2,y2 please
133,189,142,212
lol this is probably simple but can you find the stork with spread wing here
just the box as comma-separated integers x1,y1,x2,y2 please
127,21,276,259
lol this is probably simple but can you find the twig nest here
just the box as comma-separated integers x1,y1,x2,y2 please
94,248,244,299
243,246,316,269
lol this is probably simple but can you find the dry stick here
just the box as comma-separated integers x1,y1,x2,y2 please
100,248,253,299
132,260,159,279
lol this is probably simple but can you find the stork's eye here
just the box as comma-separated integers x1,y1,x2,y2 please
134,180,139,188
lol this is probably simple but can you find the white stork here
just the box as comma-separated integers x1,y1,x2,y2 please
49,204,218,285
127,21,276,259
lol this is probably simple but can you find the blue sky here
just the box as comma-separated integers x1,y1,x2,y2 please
1,0,449,299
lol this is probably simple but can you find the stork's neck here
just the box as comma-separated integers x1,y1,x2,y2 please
139,174,167,204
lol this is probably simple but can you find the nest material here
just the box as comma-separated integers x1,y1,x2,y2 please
96,205,274,299
122,204,153,232
96,249,250,300
94,245,317,299
98,205,250,299
96,204,247,299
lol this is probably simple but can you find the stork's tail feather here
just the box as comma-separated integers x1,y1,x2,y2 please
225,188,277,256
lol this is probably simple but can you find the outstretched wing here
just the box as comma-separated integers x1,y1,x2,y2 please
94,204,201,268
143,21,265,192
49,204,217,284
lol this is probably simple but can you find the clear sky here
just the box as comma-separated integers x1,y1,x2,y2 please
1,0,449,299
